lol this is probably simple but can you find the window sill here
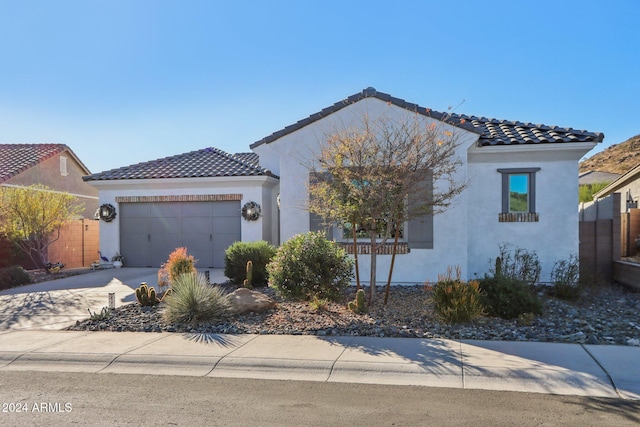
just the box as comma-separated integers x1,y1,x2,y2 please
499,212,539,222
337,242,410,254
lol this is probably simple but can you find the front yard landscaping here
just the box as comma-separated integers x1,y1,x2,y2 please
67,281,640,346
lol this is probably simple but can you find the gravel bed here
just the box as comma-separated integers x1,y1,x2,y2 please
67,283,640,346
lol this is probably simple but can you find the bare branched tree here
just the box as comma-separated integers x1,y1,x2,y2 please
308,109,466,303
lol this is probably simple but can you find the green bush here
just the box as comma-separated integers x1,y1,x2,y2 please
550,254,581,301
479,275,542,320
267,231,354,301
224,241,276,287
430,266,485,324
0,266,31,291
162,272,231,326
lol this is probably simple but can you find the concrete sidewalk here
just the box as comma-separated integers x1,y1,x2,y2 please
0,330,638,400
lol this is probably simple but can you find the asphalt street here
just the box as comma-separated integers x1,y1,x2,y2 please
1,371,639,427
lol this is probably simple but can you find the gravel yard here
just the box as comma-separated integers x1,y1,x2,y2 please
67,282,640,346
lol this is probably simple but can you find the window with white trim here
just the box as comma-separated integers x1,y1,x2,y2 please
60,156,68,176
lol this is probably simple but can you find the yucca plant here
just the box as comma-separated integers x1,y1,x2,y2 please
162,272,231,326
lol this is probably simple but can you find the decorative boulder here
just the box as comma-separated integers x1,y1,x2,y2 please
228,288,276,315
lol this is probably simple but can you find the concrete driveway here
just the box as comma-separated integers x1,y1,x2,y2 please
0,268,227,331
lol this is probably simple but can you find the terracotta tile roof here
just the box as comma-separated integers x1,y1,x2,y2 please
0,143,72,183
250,87,604,149
83,147,276,181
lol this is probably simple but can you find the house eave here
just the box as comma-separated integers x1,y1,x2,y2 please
87,175,279,189
468,141,597,162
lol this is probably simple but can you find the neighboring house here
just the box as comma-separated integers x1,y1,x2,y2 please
578,171,621,186
593,162,640,257
0,144,100,268
86,88,603,283
593,163,640,212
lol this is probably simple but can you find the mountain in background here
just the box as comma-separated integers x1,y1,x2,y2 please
579,134,640,174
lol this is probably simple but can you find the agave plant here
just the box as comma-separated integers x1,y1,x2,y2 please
162,272,231,326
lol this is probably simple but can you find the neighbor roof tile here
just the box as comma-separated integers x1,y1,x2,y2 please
0,144,69,183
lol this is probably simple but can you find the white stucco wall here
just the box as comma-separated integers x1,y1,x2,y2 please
467,142,596,283
254,97,598,284
89,176,278,260
254,98,480,284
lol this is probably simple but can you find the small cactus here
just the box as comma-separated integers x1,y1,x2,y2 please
495,256,503,277
244,260,253,289
135,282,159,306
347,288,367,314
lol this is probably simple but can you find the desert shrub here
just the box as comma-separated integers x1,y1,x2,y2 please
0,266,31,290
430,266,485,324
162,272,231,326
267,231,354,301
490,243,541,285
88,307,111,321
479,274,542,320
158,247,197,290
224,241,276,287
550,254,581,301
309,295,329,312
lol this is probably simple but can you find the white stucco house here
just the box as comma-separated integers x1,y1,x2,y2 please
84,88,603,283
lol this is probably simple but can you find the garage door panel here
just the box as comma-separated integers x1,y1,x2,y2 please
185,217,212,233
150,202,182,217
183,202,212,216
150,217,182,234
120,200,241,268
212,202,240,216
213,216,240,234
121,217,149,235
123,238,151,268
120,203,150,217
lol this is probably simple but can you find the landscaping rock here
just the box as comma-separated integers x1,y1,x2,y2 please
228,288,276,314
67,283,640,346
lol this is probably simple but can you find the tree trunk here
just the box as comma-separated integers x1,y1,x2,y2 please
369,220,377,304
352,219,361,290
384,226,400,305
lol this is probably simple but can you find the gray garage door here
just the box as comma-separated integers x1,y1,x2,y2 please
119,201,240,268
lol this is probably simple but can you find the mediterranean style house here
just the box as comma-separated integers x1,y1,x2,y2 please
85,88,603,283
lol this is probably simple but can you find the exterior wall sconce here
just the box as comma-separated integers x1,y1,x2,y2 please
98,203,117,222
242,201,261,221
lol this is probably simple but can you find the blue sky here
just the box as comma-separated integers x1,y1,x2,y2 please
1,1,638,174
